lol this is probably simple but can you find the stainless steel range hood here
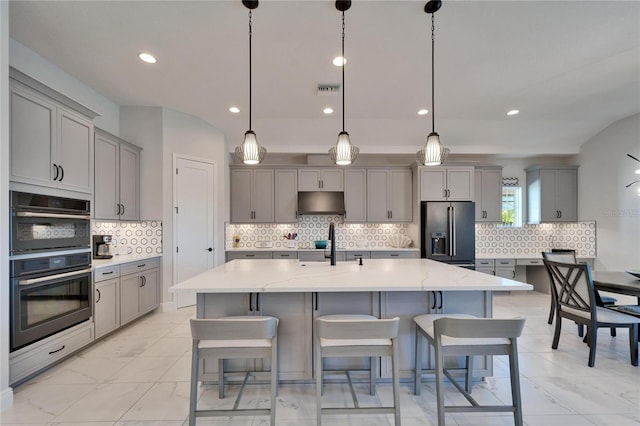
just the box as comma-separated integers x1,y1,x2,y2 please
297,191,346,215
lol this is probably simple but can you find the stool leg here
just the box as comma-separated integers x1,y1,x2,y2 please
435,345,446,426
271,337,278,426
414,328,422,396
218,358,225,399
392,339,401,426
316,345,323,426
189,341,199,426
465,355,473,394
370,356,376,396
509,340,523,426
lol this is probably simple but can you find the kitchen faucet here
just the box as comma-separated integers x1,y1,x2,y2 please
326,222,336,266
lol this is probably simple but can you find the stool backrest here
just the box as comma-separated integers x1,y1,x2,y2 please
316,317,400,340
190,317,277,341
434,317,525,339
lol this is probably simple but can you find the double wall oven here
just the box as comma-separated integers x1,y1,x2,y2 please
10,191,92,352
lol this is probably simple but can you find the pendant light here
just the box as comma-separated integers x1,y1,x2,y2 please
235,0,266,165
417,0,449,166
329,0,359,166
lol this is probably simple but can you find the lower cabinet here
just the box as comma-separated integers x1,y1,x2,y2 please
94,277,120,338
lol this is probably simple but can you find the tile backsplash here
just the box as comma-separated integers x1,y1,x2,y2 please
92,221,163,255
226,215,411,250
475,221,596,258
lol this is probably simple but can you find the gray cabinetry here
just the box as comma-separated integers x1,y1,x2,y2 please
298,251,346,262
226,251,273,261
495,259,516,279
370,251,419,259
119,258,160,326
298,168,343,191
344,168,367,222
526,166,578,223
94,265,121,339
274,169,298,222
94,129,141,221
10,80,94,194
420,166,474,201
230,168,274,223
367,168,412,222
474,167,502,222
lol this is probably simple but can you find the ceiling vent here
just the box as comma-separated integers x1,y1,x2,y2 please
316,83,341,96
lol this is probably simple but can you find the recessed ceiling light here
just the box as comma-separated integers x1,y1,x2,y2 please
332,56,347,67
229,107,240,114
418,109,429,116
138,52,157,64
323,107,334,114
507,109,520,116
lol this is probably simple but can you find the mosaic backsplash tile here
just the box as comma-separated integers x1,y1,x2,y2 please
92,221,163,255
226,215,411,250
475,221,596,258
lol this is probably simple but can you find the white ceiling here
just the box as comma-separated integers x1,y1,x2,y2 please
8,0,640,157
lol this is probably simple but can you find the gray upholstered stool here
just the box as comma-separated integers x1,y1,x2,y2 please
414,314,525,426
188,316,278,426
315,314,401,426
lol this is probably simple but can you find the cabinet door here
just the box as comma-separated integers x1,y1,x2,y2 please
420,168,447,201
298,169,321,191
446,167,474,201
260,292,313,380
120,273,142,326
474,171,483,220
539,169,559,221
94,278,120,338
119,144,140,220
252,169,274,222
57,109,93,193
275,169,297,222
230,169,253,222
495,268,515,279
139,269,159,314
556,169,577,221
94,134,120,220
389,169,412,221
480,169,502,222
367,169,390,222
10,84,56,187
320,169,343,191
344,169,367,222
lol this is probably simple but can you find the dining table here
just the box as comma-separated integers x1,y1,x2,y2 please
592,271,640,316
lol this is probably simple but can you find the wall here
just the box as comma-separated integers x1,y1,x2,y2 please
578,114,640,271
1,1,12,410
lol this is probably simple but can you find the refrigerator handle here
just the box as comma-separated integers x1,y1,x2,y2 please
447,206,453,256
451,206,457,257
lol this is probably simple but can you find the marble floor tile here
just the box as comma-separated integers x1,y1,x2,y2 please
119,382,191,422
107,356,180,383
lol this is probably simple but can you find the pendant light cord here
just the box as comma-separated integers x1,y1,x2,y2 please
341,11,346,133
249,10,253,132
431,13,435,133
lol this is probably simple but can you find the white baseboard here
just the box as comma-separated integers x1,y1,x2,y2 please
0,386,14,411
160,301,175,313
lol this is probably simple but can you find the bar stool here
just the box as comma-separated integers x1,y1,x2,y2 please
414,314,525,426
188,316,279,426
315,314,401,426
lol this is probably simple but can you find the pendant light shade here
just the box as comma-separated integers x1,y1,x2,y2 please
417,0,448,167
329,0,358,166
234,0,266,165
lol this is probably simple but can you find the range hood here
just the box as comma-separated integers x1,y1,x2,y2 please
297,191,346,215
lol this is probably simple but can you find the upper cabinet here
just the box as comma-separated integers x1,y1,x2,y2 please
474,167,502,222
420,166,474,201
94,129,141,221
10,80,94,194
231,168,274,223
526,166,578,223
344,169,367,222
367,168,412,222
274,169,298,223
298,168,343,191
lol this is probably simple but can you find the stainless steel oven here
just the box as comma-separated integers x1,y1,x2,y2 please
10,191,91,255
10,252,92,352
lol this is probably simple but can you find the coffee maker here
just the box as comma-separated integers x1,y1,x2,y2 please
93,235,113,259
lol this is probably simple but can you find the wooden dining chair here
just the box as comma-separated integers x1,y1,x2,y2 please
543,260,640,367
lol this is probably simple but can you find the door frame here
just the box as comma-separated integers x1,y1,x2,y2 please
172,153,218,308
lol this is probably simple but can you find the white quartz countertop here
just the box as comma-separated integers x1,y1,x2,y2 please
169,258,533,294
93,254,160,269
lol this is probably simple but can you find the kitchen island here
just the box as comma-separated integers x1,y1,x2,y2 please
170,258,532,382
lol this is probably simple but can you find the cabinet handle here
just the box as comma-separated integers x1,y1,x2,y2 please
137,264,146,268
558,210,562,218
59,166,64,182
96,288,101,303
139,277,144,287
48,345,65,355
512,270,516,279
102,271,114,275
249,292,254,311
53,164,60,181
438,291,443,310
143,275,147,286
390,254,399,257
430,291,437,310
121,204,125,215
246,254,255,257
256,293,260,312
390,211,393,219
443,189,447,198
314,292,318,311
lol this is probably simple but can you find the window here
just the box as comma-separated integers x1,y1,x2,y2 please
501,186,522,227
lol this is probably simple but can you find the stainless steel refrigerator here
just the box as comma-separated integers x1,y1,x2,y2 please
420,201,476,269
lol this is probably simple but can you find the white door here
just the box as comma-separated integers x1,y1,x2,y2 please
174,157,215,308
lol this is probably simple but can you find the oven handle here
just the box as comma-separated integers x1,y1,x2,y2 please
18,268,92,286
16,212,91,220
